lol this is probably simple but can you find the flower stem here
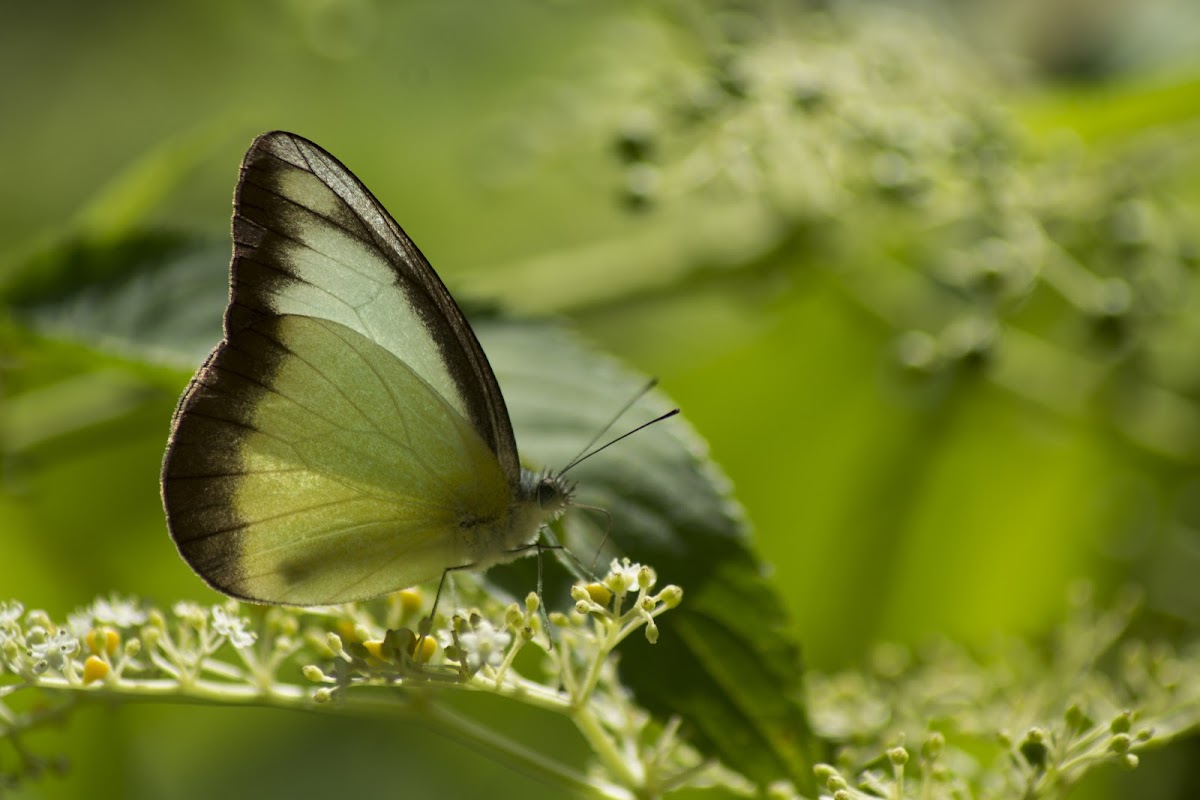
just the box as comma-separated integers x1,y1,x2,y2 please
573,703,644,791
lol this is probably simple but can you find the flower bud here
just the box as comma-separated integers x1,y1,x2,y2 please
82,655,109,684
637,566,656,590
585,583,612,607
658,586,683,608
398,589,423,617
410,634,436,664
326,633,346,658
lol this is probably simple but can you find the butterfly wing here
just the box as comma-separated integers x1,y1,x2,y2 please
162,132,520,604
165,315,510,604
225,131,519,480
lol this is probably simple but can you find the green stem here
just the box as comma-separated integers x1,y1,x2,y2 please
577,615,623,701
573,703,643,792
465,669,571,714
31,674,307,705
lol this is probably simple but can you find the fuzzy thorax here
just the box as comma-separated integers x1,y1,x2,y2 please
458,470,573,567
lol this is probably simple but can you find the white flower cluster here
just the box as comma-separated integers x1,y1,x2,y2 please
0,594,259,687
454,619,512,672
1,558,697,799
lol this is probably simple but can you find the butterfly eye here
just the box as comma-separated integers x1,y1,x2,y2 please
537,478,561,508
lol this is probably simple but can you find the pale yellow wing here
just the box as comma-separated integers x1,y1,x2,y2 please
162,314,511,604
228,131,521,482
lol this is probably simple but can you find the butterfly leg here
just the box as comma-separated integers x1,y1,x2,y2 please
503,535,585,646
419,562,478,660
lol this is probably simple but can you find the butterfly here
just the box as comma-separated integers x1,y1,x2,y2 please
161,131,574,605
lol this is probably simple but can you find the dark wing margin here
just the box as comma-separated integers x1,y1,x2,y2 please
161,340,269,601
224,130,520,481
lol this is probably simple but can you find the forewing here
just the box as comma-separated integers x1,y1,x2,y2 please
162,315,511,605
225,130,520,483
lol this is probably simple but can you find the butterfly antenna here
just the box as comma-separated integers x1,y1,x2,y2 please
534,540,552,645
558,379,659,477
559,408,680,476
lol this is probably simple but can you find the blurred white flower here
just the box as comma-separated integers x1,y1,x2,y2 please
0,601,24,626
92,595,147,628
457,620,511,672
212,606,256,649
67,609,94,638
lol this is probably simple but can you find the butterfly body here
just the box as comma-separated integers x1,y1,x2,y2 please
162,131,571,605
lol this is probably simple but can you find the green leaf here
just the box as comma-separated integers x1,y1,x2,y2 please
9,228,820,791
4,232,229,365
1,125,229,297
1018,72,1200,144
483,317,820,792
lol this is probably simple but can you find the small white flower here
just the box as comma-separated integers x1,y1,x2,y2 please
92,595,147,628
457,620,511,672
0,601,24,626
28,629,79,671
67,609,94,638
211,606,256,649
606,558,646,594
172,601,205,622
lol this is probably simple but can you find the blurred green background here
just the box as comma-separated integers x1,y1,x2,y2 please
4,0,1200,797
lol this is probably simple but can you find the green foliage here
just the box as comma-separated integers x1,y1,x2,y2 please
805,586,1200,799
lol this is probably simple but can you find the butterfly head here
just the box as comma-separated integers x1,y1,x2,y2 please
533,471,574,520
